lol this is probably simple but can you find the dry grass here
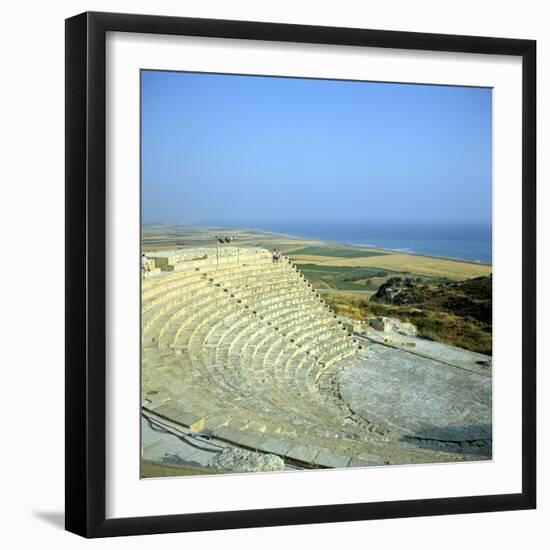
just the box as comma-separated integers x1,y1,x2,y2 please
324,275,493,355
290,253,491,280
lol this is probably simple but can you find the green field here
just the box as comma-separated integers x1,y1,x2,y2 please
289,246,387,258
296,263,388,291
296,263,448,292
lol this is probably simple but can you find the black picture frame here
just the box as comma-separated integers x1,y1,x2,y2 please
65,11,536,538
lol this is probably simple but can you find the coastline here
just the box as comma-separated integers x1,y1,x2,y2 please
141,224,493,278
226,225,493,268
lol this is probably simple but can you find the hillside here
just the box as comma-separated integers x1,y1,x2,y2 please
324,275,493,355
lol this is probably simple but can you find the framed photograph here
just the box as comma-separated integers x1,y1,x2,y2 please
65,11,536,537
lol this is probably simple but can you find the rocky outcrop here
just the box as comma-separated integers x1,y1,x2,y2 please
209,447,285,473
371,277,423,305
368,316,417,336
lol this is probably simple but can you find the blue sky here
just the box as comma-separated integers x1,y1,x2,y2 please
141,70,492,226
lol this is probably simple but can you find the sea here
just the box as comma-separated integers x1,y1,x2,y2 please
230,221,492,265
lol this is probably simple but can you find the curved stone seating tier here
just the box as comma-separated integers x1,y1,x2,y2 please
213,270,306,295
142,274,208,307
142,288,222,344
141,247,390,468
142,283,213,327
